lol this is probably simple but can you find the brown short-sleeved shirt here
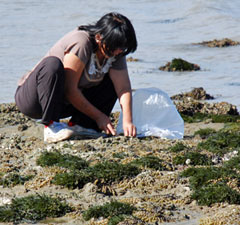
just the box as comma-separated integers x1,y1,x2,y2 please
19,28,127,88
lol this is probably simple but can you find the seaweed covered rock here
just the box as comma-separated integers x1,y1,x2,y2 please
0,194,73,223
172,88,239,116
159,58,200,71
83,201,136,223
181,166,240,206
0,173,34,187
196,38,240,48
171,87,214,100
175,99,239,116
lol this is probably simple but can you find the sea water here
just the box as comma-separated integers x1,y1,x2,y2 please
1,0,240,110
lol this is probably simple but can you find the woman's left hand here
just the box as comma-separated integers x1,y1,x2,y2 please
123,122,137,137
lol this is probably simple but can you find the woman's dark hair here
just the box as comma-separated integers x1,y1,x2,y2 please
78,12,137,57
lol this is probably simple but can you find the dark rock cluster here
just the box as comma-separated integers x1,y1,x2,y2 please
171,87,214,101
196,38,240,48
171,87,239,116
159,58,200,72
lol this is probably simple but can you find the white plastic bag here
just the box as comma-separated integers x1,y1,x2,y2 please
116,88,184,139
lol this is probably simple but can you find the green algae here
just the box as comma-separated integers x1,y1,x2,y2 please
194,128,216,139
112,152,126,159
37,151,141,190
168,142,188,153
169,58,200,71
159,58,200,71
223,154,240,170
211,114,240,123
0,173,34,187
52,170,91,189
180,112,208,123
173,152,212,166
223,122,240,132
197,130,240,156
52,161,141,189
89,161,141,184
180,113,240,123
191,182,240,206
181,166,238,190
0,194,73,224
36,151,89,170
108,215,127,225
181,166,240,206
82,201,136,224
130,155,166,170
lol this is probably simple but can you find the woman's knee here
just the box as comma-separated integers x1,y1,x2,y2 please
42,56,64,76
38,56,65,84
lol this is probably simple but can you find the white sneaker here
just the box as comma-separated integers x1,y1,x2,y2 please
69,123,107,138
44,122,74,143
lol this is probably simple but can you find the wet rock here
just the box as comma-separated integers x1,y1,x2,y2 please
171,89,238,116
222,150,238,162
18,124,28,131
174,98,239,115
127,57,139,62
212,156,221,164
196,38,240,47
82,183,98,194
159,58,200,71
171,87,214,100
0,103,32,127
0,103,18,113
110,111,120,128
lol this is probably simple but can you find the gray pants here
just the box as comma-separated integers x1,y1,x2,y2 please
15,56,117,131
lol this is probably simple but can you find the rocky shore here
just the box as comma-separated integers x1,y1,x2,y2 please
0,88,240,225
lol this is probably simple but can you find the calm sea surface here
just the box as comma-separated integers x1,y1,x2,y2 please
1,0,240,110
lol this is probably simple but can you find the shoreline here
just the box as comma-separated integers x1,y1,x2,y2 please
0,98,239,224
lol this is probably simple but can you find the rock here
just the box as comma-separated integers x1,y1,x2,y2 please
212,156,221,164
196,38,240,47
222,151,238,162
185,159,191,165
82,183,98,194
18,124,28,131
171,87,214,100
159,58,200,71
174,98,239,115
0,197,11,206
0,103,32,127
127,57,139,62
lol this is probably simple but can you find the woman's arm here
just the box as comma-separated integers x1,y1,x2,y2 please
109,68,136,137
63,52,116,135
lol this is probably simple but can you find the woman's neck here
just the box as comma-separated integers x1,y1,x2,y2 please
96,49,105,66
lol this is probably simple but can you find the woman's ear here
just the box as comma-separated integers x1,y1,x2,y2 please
95,34,101,43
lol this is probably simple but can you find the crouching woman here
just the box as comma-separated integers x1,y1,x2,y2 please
15,12,137,143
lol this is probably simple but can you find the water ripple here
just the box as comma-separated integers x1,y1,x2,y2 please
228,82,240,86
149,17,185,24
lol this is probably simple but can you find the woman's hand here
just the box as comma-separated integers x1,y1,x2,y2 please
123,121,137,137
109,68,136,137
96,113,116,135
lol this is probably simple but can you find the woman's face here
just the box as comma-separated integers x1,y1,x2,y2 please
100,43,125,58
95,34,126,58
